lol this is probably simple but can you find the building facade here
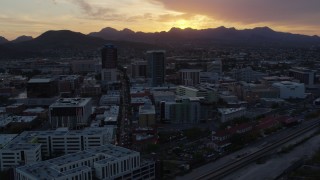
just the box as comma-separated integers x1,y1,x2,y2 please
101,44,117,69
15,144,155,180
179,69,201,86
289,67,316,87
272,81,305,99
49,98,92,129
147,50,166,87
27,77,59,98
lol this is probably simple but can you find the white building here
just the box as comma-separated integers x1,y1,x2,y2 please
49,98,92,129
218,107,246,123
0,143,42,171
272,81,305,99
179,69,202,86
15,144,155,180
0,127,115,170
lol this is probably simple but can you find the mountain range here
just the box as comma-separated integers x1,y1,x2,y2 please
0,26,320,59
89,26,320,46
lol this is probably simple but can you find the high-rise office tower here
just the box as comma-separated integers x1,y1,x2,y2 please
101,44,117,69
147,50,166,87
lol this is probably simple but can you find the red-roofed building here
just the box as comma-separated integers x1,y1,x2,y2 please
278,116,299,126
255,116,281,134
212,123,253,152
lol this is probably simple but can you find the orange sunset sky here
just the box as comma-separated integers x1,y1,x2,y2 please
1,0,320,40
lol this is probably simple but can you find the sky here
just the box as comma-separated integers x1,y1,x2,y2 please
1,0,320,40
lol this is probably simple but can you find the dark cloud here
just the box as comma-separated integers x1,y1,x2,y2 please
69,0,115,17
151,0,320,25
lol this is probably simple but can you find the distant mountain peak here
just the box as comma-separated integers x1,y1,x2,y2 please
121,28,135,34
12,35,33,43
100,27,118,33
253,26,274,32
0,36,9,44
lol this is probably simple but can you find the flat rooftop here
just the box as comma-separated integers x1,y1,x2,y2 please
218,107,246,115
139,104,155,115
2,127,115,150
50,98,91,107
0,134,18,148
16,144,139,179
28,78,55,83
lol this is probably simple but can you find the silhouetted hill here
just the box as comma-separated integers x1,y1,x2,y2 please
0,36,8,44
11,35,33,43
0,30,159,59
89,26,320,47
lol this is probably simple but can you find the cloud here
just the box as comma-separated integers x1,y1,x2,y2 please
69,0,115,17
151,0,320,26
157,13,194,22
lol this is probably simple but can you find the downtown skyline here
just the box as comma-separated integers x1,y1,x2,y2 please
1,0,320,40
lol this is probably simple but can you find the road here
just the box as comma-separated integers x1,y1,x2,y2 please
176,119,320,180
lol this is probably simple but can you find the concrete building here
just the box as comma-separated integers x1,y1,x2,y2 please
27,77,59,98
289,67,316,87
58,75,81,94
231,67,267,82
103,106,119,126
176,85,218,103
99,93,120,106
49,98,92,129
131,60,147,78
101,44,117,69
164,97,202,124
5,103,26,114
272,81,305,99
101,68,119,83
147,50,166,87
138,104,156,127
71,60,97,73
218,107,247,123
207,59,222,75
15,144,155,180
199,72,219,84
179,69,202,86
0,127,114,170
0,115,38,128
176,86,200,97
232,82,280,103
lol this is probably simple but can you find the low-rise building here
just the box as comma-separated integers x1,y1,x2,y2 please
218,107,246,123
272,81,305,99
164,97,202,124
139,104,156,127
5,103,26,114
0,127,115,170
49,98,92,129
15,144,155,180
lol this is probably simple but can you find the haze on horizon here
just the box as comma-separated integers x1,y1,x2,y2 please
1,0,320,40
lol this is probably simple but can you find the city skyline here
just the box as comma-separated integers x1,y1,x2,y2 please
1,0,320,40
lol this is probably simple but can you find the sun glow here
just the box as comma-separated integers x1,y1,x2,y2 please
175,19,190,29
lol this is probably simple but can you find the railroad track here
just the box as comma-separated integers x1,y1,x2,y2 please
196,120,320,180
